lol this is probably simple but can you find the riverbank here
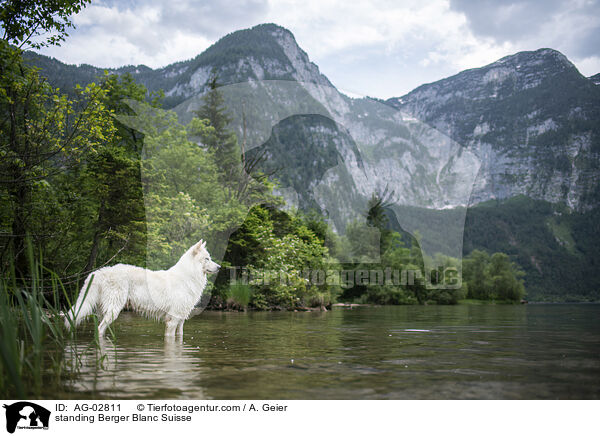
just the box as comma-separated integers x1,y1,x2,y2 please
457,299,526,305
198,299,528,313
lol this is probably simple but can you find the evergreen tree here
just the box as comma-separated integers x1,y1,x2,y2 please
366,193,393,253
194,72,240,184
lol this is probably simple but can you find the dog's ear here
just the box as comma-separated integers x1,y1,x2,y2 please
192,239,207,256
192,240,202,256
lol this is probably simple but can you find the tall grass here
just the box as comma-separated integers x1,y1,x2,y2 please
0,240,93,398
226,283,253,310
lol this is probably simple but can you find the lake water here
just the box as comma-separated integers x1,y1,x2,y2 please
57,304,600,399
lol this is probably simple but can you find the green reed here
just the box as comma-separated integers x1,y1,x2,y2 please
0,239,95,398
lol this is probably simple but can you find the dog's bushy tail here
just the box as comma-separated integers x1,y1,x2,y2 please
64,274,99,329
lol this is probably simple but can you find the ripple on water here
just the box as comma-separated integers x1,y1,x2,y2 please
51,305,600,399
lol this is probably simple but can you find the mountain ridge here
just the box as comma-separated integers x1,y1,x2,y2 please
26,23,332,108
25,24,600,213
387,47,600,212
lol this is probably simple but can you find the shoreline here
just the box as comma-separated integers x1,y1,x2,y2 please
193,300,600,313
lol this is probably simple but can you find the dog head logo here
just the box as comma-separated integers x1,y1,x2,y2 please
2,402,50,434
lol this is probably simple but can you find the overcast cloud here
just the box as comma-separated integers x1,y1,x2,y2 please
34,0,600,98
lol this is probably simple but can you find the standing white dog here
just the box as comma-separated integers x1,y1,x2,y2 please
64,240,220,337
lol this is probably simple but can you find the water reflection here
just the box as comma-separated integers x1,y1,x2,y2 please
65,324,207,399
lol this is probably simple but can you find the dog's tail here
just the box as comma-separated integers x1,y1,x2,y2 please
64,273,99,330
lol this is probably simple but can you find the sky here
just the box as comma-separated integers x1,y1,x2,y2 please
34,0,600,99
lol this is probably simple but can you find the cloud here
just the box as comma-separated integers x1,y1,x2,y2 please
38,0,269,67
263,0,524,95
449,0,600,60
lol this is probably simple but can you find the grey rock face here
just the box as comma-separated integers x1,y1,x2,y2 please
387,49,600,211
27,27,600,213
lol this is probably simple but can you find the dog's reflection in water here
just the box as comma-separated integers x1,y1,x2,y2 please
65,336,206,398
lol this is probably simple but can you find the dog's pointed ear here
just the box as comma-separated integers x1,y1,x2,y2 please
192,239,204,256
201,240,206,248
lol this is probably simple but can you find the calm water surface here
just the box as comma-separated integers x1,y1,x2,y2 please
56,304,600,399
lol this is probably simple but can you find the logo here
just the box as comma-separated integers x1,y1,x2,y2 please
2,402,50,434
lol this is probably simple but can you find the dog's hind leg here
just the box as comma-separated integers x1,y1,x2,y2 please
98,291,128,338
98,313,118,338
98,316,116,338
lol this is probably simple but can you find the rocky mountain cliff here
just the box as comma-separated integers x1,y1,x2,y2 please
24,24,333,108
27,26,600,214
387,49,600,211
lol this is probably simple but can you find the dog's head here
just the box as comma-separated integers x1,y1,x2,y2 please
192,240,220,274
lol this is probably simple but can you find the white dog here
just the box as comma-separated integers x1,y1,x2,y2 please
64,240,220,337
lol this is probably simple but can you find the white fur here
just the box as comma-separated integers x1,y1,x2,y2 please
64,240,220,337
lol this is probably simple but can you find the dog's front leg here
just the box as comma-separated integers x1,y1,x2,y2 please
165,318,178,337
176,320,185,336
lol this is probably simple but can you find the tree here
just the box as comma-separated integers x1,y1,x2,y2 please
486,252,526,301
463,249,491,299
80,73,162,272
366,192,397,256
193,71,240,184
223,205,335,310
0,41,115,275
0,0,91,49
462,250,526,301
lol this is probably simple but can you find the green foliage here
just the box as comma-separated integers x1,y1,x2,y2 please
0,240,86,398
336,194,471,305
193,72,240,182
462,250,491,299
0,41,117,276
487,253,526,301
221,205,338,309
141,108,243,268
0,0,91,49
463,196,600,301
0,13,539,315
463,250,525,301
225,283,253,309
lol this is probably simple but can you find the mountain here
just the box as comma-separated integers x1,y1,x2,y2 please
27,28,600,213
25,24,600,301
24,24,333,108
387,48,600,212
589,73,600,85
